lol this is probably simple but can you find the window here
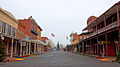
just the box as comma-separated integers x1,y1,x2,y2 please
15,29,17,37
8,25,11,35
23,32,24,38
12,27,15,36
2,22,4,33
4,23,6,34
20,30,22,38
17,29,19,37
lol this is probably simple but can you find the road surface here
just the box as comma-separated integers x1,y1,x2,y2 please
0,51,120,67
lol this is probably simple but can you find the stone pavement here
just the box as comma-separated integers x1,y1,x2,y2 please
0,51,120,67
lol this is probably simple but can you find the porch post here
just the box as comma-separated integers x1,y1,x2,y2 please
29,42,31,55
6,41,9,54
90,39,92,55
105,33,108,56
14,41,17,55
20,41,22,56
104,14,108,56
10,38,14,58
26,42,28,55
41,45,42,54
117,5,120,25
117,5,120,51
36,43,38,53
86,41,87,55
34,43,36,54
97,36,99,56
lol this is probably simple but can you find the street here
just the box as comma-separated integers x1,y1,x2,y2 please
0,51,120,67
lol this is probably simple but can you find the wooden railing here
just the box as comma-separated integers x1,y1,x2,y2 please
84,21,119,40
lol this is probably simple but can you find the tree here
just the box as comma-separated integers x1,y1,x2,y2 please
0,37,6,62
57,42,60,51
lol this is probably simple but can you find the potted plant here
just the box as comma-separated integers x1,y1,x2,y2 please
0,38,6,62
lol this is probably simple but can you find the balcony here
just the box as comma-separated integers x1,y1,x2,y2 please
84,21,119,40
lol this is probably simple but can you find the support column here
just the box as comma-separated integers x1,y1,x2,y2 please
105,33,108,56
86,41,87,55
117,5,120,25
104,14,108,56
82,40,84,54
26,42,28,55
29,42,31,55
90,39,92,55
14,41,17,55
34,43,36,54
6,41,9,54
20,41,22,56
36,43,38,54
10,38,14,58
117,5,120,51
97,36,99,56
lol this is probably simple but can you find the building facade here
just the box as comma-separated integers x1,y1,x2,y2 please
0,8,18,58
0,8,44,59
83,2,120,57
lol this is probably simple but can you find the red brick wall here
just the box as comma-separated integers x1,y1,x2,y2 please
18,16,39,40
18,19,31,39
87,16,97,32
30,19,38,40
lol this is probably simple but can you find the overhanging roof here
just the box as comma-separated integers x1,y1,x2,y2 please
83,1,120,31
31,40,44,45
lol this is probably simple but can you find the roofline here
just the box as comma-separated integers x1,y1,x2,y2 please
29,16,43,31
38,26,43,31
0,8,18,23
83,1,120,31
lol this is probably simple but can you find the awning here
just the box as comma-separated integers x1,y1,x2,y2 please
31,40,44,45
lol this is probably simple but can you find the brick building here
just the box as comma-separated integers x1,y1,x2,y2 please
83,1,120,57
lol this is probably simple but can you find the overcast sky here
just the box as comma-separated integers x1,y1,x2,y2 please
0,0,119,46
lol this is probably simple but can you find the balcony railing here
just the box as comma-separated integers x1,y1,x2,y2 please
84,21,119,40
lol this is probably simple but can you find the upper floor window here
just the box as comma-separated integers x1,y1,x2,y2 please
15,29,17,37
2,22,4,33
8,25,11,35
4,23,6,34
12,27,15,36
17,29,19,37
23,32,24,38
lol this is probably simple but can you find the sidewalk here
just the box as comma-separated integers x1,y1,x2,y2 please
85,55,116,62
71,52,117,62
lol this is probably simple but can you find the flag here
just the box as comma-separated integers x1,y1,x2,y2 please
51,33,55,37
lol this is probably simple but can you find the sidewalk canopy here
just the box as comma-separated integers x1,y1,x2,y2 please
31,40,44,45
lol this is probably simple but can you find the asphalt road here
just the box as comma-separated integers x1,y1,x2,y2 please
0,51,120,67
